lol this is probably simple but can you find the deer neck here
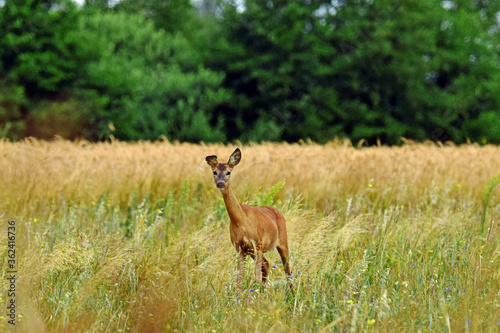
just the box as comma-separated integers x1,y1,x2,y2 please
220,185,247,226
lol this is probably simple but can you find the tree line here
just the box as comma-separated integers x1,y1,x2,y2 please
1,0,499,144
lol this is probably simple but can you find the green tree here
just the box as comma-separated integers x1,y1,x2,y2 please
0,0,96,139
115,0,195,34
0,0,79,94
210,0,342,142
73,11,230,141
329,0,500,143
210,0,500,144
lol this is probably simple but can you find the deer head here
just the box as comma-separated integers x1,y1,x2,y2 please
206,148,241,190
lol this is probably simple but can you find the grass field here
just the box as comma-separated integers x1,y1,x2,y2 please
1,139,500,332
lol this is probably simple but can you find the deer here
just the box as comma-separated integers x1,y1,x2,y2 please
205,148,293,291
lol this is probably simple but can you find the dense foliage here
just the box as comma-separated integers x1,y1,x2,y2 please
1,0,499,143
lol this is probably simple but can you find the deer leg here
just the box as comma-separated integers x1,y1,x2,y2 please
254,245,264,284
247,252,268,282
261,256,270,283
277,245,294,290
237,251,246,290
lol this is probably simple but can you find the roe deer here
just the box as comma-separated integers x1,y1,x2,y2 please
205,148,293,290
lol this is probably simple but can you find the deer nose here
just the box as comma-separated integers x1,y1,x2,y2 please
217,182,225,189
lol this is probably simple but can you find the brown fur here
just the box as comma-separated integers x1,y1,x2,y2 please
206,148,293,290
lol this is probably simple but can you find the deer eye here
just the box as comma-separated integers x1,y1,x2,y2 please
226,172,231,176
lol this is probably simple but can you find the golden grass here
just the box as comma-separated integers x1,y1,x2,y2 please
0,139,499,332
2,139,499,209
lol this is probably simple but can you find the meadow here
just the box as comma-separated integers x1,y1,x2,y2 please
0,139,499,332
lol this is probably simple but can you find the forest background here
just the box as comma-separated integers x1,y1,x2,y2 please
0,0,500,145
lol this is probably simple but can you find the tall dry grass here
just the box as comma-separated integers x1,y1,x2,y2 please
0,138,499,332
2,138,499,210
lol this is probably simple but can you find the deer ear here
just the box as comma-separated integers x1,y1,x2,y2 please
206,155,218,168
228,148,241,167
